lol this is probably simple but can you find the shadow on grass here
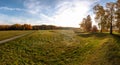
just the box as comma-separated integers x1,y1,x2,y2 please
76,32,109,38
111,34,120,45
112,34,120,38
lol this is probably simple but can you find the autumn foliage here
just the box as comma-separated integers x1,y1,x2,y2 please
93,0,120,34
80,15,92,32
80,0,120,34
0,24,32,30
0,24,74,30
92,25,98,32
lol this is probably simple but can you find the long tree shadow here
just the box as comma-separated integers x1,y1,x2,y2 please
112,34,120,38
76,32,109,38
111,34,120,44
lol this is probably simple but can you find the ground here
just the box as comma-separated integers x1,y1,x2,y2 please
0,30,120,65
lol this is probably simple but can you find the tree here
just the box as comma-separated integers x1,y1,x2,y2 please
10,24,22,30
80,18,86,32
23,24,32,30
106,2,115,34
85,15,92,32
103,10,111,32
115,0,120,33
92,25,98,32
80,15,92,32
93,4,105,33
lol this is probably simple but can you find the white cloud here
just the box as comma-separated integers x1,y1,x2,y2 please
53,0,92,27
0,7,25,11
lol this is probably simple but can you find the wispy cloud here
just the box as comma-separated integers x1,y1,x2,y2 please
24,0,52,15
53,0,92,27
24,0,41,14
0,7,25,11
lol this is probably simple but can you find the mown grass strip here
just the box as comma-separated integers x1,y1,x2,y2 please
0,31,34,44
0,31,33,41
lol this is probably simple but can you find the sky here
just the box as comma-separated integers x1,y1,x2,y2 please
0,0,117,27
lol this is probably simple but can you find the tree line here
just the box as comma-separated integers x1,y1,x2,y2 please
80,0,120,34
33,25,74,30
0,24,74,30
0,24,32,30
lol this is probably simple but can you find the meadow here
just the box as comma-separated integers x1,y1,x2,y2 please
0,30,120,65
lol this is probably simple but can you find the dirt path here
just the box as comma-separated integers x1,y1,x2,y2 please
0,31,34,44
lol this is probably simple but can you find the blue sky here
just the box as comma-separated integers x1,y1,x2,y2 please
0,0,117,27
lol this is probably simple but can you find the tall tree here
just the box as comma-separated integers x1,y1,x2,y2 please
106,2,115,34
93,4,105,33
86,15,92,32
80,15,92,32
80,18,86,32
115,0,120,32
23,24,32,30
103,9,111,32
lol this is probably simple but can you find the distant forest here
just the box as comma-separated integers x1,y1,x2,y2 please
0,24,74,30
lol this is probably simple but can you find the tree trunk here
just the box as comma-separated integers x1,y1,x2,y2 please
110,9,113,34
100,26,102,33
110,22,112,34
100,17,102,33
119,28,120,33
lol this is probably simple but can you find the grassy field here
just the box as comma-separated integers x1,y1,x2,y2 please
0,30,120,65
0,31,33,41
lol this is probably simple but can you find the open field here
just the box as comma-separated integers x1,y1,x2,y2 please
0,31,33,41
0,30,120,65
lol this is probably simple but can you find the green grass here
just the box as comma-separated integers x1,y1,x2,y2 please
0,31,33,41
0,30,120,65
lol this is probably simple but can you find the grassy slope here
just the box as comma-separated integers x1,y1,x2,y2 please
0,30,120,65
0,31,33,41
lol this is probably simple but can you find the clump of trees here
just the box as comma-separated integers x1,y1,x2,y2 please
80,0,120,34
93,0,120,34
